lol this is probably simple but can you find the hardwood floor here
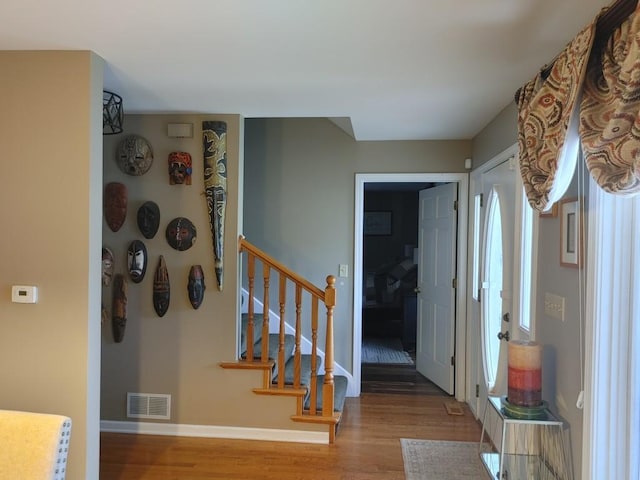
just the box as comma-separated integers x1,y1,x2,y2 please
100,393,482,479
361,362,449,396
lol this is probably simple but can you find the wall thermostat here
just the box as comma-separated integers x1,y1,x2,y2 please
11,285,38,304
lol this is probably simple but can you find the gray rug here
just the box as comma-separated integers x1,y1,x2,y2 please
401,439,486,479
362,337,413,364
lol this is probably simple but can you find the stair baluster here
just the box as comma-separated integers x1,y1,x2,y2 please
277,273,286,389
246,253,256,361
309,296,319,415
261,263,270,364
293,285,302,389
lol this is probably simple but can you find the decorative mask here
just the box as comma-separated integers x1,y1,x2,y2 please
127,240,147,283
104,182,127,232
187,265,206,309
116,134,154,176
168,152,193,185
153,255,170,317
112,274,128,343
137,201,160,239
165,217,197,251
102,247,115,286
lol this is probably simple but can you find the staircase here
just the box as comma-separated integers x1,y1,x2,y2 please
220,236,349,443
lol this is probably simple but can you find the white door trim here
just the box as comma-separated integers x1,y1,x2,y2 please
352,173,469,399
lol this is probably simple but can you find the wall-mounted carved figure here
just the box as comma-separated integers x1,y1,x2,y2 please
168,151,192,185
104,182,127,232
188,265,206,309
112,274,128,343
137,201,160,239
165,217,197,251
102,247,114,286
153,255,170,317
202,121,227,291
116,134,154,176
127,240,147,283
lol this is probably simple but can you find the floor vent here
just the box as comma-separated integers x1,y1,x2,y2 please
126,393,171,420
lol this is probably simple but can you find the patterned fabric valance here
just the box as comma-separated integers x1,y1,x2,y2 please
516,23,597,212
580,5,640,196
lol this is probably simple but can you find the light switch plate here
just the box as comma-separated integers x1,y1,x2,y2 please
338,264,348,278
544,292,565,321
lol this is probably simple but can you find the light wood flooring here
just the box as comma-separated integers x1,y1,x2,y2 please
100,393,482,479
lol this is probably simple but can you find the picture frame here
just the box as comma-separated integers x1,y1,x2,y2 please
364,211,392,236
560,198,582,267
539,202,559,218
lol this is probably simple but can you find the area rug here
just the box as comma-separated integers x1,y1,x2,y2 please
401,439,486,479
362,337,413,364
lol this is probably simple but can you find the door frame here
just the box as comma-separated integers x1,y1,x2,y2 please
352,173,469,399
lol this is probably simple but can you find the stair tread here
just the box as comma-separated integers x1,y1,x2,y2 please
272,353,323,387
242,333,294,358
304,375,348,413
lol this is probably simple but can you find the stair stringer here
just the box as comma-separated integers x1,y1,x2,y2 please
241,288,356,397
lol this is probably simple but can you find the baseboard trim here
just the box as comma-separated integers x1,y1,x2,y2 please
100,420,329,444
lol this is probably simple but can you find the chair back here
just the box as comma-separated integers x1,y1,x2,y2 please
0,409,72,479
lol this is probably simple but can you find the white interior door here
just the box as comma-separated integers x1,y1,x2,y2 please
480,158,517,397
416,183,457,394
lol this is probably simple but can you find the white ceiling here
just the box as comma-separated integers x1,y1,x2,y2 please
0,0,609,140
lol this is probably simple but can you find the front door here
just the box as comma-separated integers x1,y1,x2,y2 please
480,157,517,397
416,182,457,394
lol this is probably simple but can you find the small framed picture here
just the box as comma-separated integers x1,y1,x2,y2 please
560,198,583,267
364,211,392,236
540,202,559,218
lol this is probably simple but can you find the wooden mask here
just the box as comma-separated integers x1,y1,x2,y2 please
168,151,192,185
153,255,170,317
188,265,206,309
165,217,197,251
104,182,128,232
112,274,128,343
137,201,160,239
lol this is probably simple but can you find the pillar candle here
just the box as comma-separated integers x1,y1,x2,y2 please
508,340,542,406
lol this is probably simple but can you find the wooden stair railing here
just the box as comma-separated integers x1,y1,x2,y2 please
237,235,337,421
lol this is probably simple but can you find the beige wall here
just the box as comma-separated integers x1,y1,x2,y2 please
244,118,472,372
472,102,587,479
101,115,324,434
0,51,103,480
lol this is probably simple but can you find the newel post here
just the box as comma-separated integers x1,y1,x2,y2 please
322,275,336,417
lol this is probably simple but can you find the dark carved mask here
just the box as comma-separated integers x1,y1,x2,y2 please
112,274,128,343
153,255,170,317
168,151,193,185
102,247,114,286
127,240,147,283
137,201,160,239
104,182,127,232
116,134,154,176
188,265,206,309
166,217,197,251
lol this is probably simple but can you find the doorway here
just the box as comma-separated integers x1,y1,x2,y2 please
352,173,469,399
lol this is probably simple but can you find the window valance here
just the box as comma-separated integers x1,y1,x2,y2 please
516,23,596,212
516,0,640,207
580,4,640,196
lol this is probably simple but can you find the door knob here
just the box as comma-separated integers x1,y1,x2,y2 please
497,331,510,342
414,287,421,293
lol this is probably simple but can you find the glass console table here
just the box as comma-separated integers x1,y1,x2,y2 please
479,396,572,480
